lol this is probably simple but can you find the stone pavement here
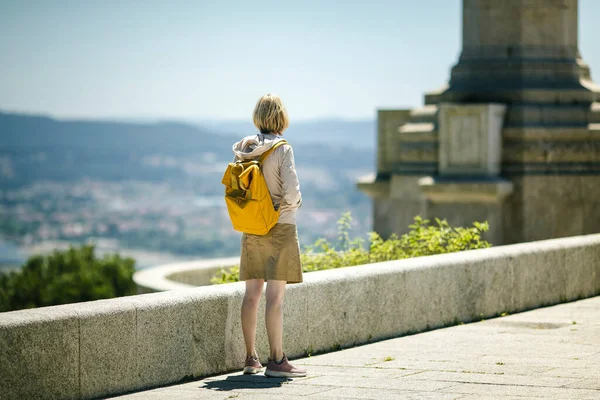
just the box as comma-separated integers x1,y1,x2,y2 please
111,296,600,399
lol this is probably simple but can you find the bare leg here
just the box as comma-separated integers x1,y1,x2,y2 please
265,280,286,361
242,279,264,357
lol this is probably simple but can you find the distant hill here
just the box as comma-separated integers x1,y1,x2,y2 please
0,112,375,187
0,112,235,153
197,119,376,150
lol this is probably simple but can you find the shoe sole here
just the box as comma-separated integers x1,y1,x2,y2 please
264,369,307,378
243,366,263,374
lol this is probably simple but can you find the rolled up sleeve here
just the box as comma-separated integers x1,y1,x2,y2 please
281,145,302,208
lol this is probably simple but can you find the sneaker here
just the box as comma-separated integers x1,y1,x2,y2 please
243,354,263,375
264,354,307,378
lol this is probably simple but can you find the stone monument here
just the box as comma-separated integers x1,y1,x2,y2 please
358,0,600,244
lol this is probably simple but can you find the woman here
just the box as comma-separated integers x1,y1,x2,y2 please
231,94,306,378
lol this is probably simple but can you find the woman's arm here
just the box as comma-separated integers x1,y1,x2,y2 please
280,145,302,208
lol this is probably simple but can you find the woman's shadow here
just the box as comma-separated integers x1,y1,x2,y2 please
201,374,292,391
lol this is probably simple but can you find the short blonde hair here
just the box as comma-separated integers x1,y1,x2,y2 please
252,94,289,134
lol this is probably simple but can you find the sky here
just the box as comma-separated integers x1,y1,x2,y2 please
1,0,599,121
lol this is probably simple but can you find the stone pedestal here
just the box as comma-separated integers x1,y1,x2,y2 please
358,0,600,245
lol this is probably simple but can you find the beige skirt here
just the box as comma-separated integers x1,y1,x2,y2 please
240,223,303,283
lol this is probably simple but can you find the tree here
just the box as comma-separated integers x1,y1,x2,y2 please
0,244,137,312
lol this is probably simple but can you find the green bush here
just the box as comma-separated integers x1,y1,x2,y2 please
0,244,137,312
211,213,491,285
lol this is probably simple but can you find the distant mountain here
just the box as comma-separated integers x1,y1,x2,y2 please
0,112,375,187
0,112,235,153
0,112,237,186
198,119,376,150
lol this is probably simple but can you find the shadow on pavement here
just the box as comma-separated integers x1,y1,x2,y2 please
201,374,292,391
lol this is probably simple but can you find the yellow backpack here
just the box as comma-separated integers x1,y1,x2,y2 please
222,140,287,235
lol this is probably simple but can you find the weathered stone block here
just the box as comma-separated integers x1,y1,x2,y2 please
390,175,428,200
304,269,365,352
522,197,584,241
520,176,583,205
563,237,600,301
281,282,309,360
419,178,514,204
0,305,80,400
510,243,568,310
438,103,507,177
377,110,411,175
401,260,463,332
128,291,196,389
373,197,423,239
77,298,138,399
454,249,515,318
189,284,241,377
304,266,403,353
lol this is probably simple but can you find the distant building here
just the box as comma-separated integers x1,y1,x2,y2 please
359,0,600,245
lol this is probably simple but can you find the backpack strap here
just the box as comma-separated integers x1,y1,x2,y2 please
258,140,288,164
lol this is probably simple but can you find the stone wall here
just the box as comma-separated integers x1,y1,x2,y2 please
1,234,599,399
133,257,240,293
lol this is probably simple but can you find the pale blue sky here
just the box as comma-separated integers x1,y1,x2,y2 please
1,0,599,121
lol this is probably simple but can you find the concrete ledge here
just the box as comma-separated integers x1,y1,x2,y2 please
418,176,514,203
356,174,390,198
1,235,599,399
133,257,240,293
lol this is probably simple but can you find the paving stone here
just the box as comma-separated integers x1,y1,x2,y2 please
292,374,456,392
564,378,600,390
308,387,463,400
441,383,600,399
410,370,581,387
235,395,313,400
283,364,420,379
112,387,233,400
228,384,336,397
366,359,554,376
296,354,385,367
458,396,547,400
543,367,600,379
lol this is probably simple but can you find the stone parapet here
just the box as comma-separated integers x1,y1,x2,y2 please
1,235,599,399
133,257,240,293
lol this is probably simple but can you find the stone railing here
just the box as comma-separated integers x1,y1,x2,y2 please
1,234,599,399
133,257,239,293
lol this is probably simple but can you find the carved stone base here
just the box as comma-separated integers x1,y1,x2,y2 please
438,103,507,177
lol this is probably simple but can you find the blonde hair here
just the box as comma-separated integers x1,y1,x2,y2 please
252,94,289,134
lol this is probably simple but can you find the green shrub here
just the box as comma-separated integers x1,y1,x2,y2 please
211,213,491,284
212,264,240,284
0,244,137,312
